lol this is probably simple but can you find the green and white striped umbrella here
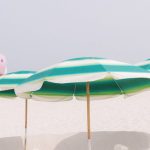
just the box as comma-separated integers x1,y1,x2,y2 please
16,57,150,99
15,57,150,150
0,70,35,150
136,58,150,71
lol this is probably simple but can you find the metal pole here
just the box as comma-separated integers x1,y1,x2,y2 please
86,82,92,150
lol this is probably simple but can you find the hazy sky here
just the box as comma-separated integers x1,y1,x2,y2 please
0,0,150,72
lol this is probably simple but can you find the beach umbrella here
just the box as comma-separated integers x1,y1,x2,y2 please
136,58,150,71
0,71,35,150
15,57,150,150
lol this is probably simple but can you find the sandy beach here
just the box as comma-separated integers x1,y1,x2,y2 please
0,91,150,149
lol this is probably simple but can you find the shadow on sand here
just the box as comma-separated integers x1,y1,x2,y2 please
0,136,23,150
1,131,150,150
55,131,150,150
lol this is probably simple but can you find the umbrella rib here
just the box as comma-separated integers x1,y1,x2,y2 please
73,83,77,97
108,72,125,96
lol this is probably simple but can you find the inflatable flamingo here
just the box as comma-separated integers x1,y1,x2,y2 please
0,54,7,75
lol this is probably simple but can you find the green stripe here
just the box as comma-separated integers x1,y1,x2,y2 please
0,90,16,98
23,65,149,83
117,78,150,94
0,79,29,84
140,64,150,70
0,71,35,87
75,77,121,96
7,71,35,75
33,81,75,96
32,78,150,98
66,57,105,61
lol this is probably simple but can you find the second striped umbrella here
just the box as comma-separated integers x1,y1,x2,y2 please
0,71,35,150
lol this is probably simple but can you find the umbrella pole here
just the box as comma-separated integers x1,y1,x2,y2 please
86,82,92,150
24,99,28,150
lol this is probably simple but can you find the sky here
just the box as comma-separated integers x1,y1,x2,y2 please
0,0,150,72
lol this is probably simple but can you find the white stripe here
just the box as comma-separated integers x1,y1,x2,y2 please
37,64,59,73
45,72,108,83
54,59,131,68
32,95,73,102
15,81,43,96
45,72,150,83
0,74,33,79
111,72,150,79
76,95,122,100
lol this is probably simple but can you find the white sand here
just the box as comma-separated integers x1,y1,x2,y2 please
0,91,150,150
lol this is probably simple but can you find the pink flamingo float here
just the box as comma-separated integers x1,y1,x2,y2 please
0,54,7,75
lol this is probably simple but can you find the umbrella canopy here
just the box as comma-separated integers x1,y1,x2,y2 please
0,71,35,98
15,57,150,99
136,58,150,71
